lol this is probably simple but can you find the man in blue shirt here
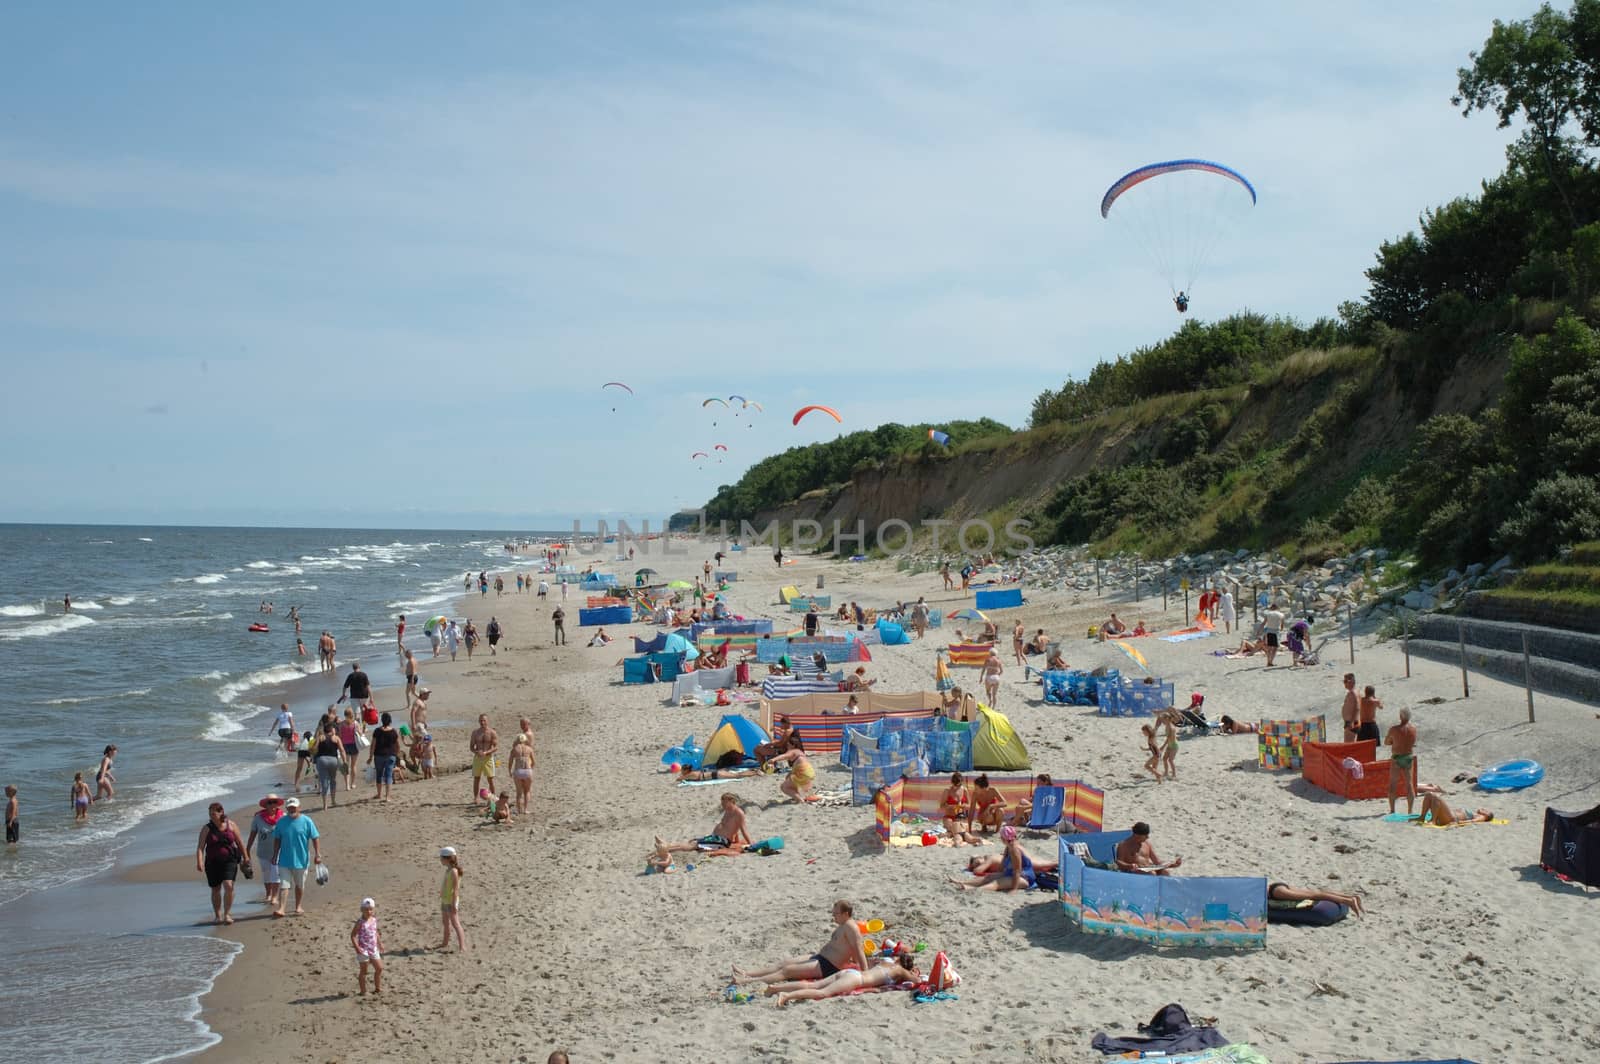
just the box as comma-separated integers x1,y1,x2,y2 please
271,797,322,917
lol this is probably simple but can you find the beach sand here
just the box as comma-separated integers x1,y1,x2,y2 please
195,539,1600,1063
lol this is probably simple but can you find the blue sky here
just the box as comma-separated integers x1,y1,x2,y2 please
0,1,1539,529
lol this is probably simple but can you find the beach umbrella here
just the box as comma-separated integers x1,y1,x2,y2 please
946,607,989,622
634,567,659,577
1111,640,1150,673
423,615,447,632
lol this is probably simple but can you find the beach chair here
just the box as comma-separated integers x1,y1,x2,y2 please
1025,785,1065,831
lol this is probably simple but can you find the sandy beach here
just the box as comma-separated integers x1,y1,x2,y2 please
192,538,1600,1063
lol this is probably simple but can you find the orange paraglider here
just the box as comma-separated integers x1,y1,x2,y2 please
792,405,841,426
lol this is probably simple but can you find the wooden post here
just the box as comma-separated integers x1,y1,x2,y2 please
1163,561,1169,611
1347,605,1355,665
1522,631,1535,722
1095,558,1101,597
1184,586,1190,625
1135,562,1141,604
1403,634,1411,678
1457,620,1470,699
1252,585,1259,624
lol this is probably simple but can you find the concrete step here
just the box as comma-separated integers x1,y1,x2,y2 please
1405,638,1600,704
1460,590,1600,634
1414,613,1600,671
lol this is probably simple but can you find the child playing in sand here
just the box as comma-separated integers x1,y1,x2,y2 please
351,897,384,994
767,748,816,802
492,791,514,825
1159,711,1179,781
71,772,91,821
413,732,435,780
437,847,467,952
1141,724,1163,783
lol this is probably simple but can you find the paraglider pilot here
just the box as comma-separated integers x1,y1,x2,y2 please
1174,291,1189,313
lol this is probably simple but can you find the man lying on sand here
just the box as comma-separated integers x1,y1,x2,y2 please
733,900,867,984
765,953,921,1007
655,793,751,858
1114,821,1183,874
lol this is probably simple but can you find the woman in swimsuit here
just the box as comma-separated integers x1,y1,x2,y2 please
507,733,535,815
970,774,1006,834
940,772,980,845
1219,715,1258,734
1140,723,1163,783
981,651,1003,707
70,772,92,821
94,745,116,802
951,826,1035,891
770,748,816,801
1419,793,1495,827
768,953,921,1007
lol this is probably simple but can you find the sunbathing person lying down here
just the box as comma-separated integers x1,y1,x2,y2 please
765,953,921,1007
1269,881,1365,917
733,899,868,985
1419,793,1495,826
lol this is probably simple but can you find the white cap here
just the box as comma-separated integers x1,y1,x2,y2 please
360,897,375,909
285,797,301,808
439,846,456,858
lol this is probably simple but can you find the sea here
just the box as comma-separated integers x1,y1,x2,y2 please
0,525,558,1062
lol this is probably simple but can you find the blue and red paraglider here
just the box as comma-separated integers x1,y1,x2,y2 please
1100,159,1256,313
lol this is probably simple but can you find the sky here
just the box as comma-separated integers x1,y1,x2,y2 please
0,1,1543,529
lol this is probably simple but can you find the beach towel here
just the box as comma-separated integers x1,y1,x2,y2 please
1161,628,1214,643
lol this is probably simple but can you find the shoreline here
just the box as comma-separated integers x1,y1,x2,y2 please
178,542,1600,1063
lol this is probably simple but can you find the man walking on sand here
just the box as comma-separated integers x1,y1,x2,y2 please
552,605,566,646
1385,707,1418,815
1261,603,1286,667
470,715,499,807
270,797,322,917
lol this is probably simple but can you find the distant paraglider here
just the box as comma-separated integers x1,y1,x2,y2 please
792,405,842,427
602,380,633,413
690,450,710,461
713,444,728,452
928,429,951,446
1100,158,1256,309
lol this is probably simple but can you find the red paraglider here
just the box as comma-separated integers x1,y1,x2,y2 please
792,405,842,426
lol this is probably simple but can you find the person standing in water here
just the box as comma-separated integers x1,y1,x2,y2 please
94,745,116,802
63,594,71,613
6,784,19,847
71,773,92,821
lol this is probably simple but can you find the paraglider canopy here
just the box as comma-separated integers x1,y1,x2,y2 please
792,404,842,426
928,429,951,446
602,381,633,393
1100,158,1256,305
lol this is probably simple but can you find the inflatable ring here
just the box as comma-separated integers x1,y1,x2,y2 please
1476,759,1544,792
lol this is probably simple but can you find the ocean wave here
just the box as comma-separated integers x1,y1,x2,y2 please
108,595,136,606
0,603,45,617
342,563,365,570
0,614,96,641
198,669,226,680
214,664,315,704
42,686,154,707
179,573,228,585
138,536,154,542
68,599,104,610
279,565,303,576
87,539,115,545
202,703,270,741
245,560,275,569
342,554,370,562
387,589,457,611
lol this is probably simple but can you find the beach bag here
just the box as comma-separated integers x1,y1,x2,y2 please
363,707,379,726
926,950,961,990
314,862,331,886
357,732,370,748
735,661,750,686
